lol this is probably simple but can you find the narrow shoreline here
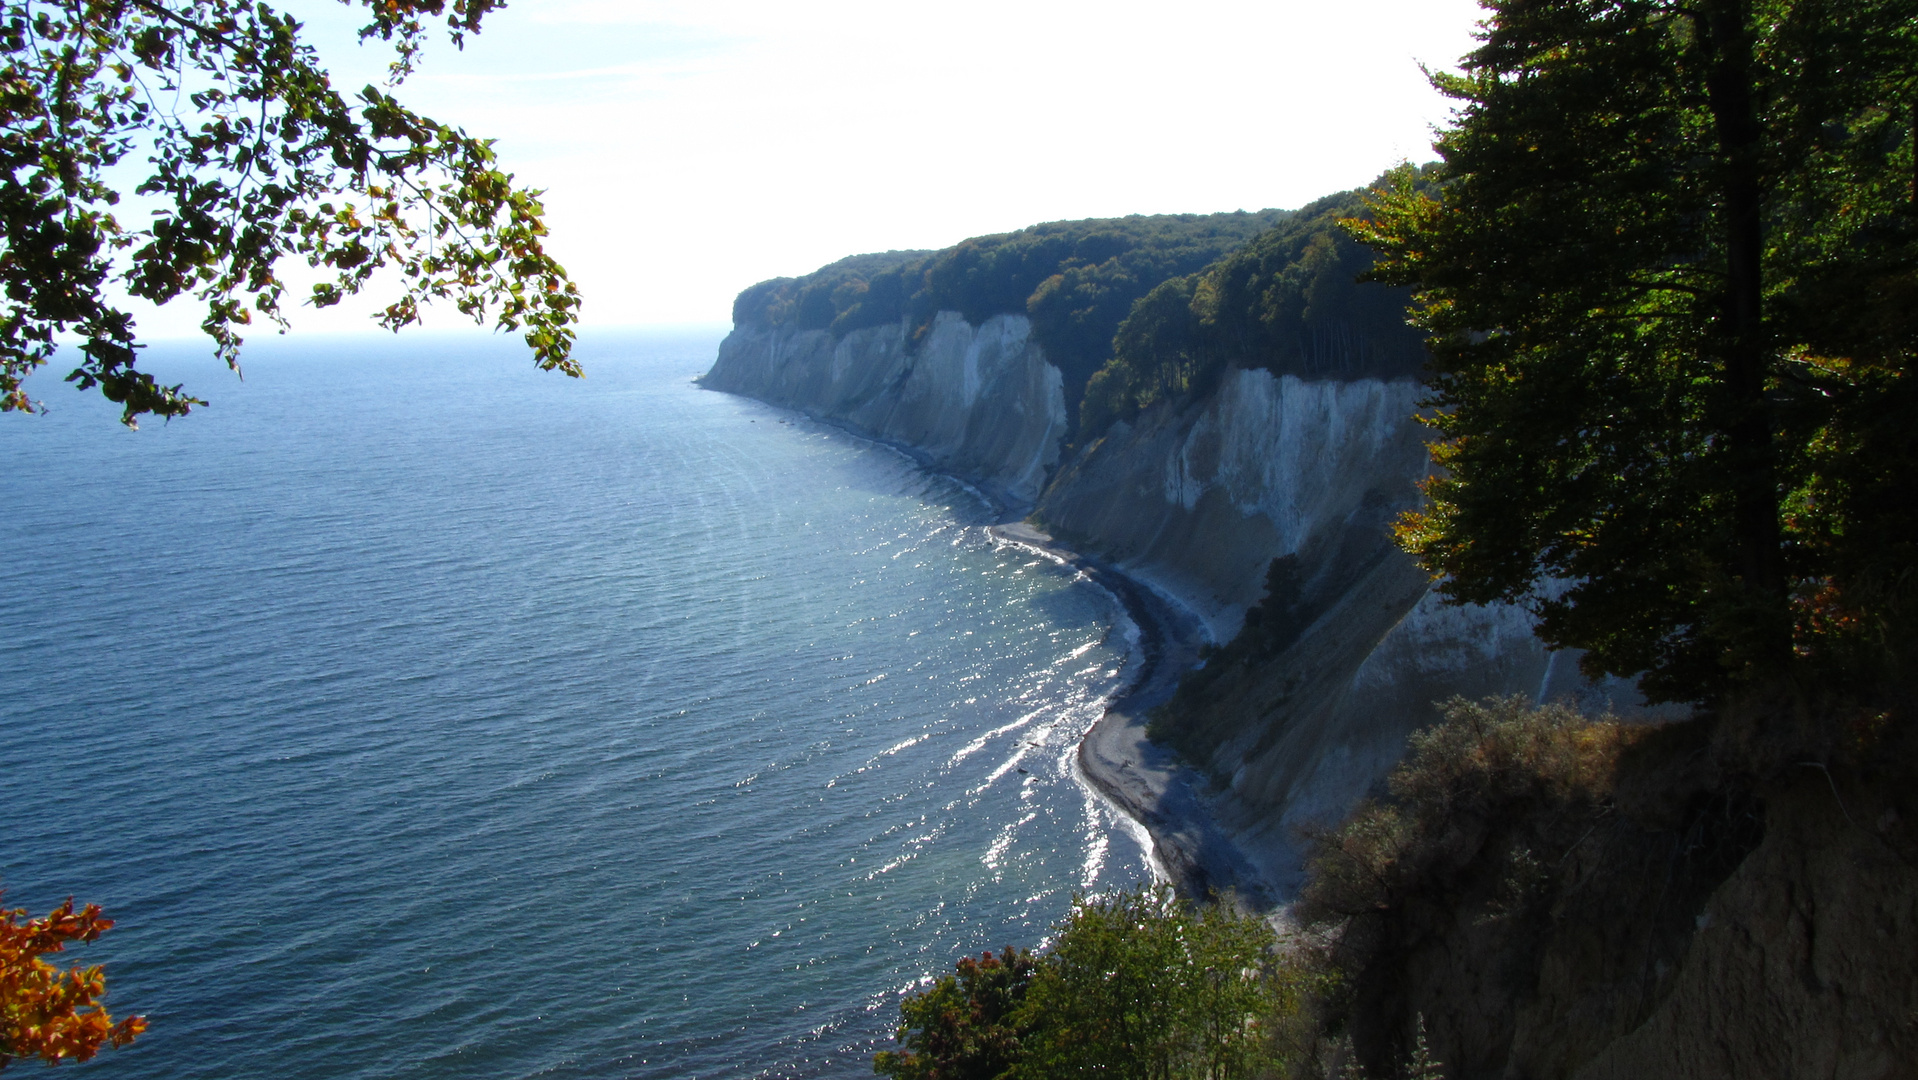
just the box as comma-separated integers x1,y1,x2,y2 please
704,389,1273,906
988,523,1275,908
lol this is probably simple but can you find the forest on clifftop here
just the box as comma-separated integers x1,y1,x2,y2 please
728,203,1428,438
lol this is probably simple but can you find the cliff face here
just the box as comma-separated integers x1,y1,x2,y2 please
703,312,1633,895
1036,370,1431,640
701,312,1067,509
1034,365,1641,889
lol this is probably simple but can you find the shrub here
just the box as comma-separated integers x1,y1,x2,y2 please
1299,696,1633,927
878,885,1311,1080
1287,697,1659,1077
875,948,1037,1080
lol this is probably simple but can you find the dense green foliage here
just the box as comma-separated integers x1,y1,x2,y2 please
875,886,1307,1080
731,249,934,336
1015,888,1299,1080
1351,0,1918,705
732,211,1287,430
1082,185,1428,436
3,0,580,426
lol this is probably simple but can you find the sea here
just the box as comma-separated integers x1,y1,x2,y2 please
0,330,1153,1079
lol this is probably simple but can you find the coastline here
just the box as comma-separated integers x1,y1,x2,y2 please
989,522,1277,909
705,389,1280,907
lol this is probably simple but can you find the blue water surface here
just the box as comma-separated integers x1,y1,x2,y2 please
0,330,1148,1079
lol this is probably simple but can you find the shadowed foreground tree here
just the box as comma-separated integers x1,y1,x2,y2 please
3,0,581,426
1350,0,1918,708
1,898,143,1070
873,948,1037,1080
876,886,1308,1080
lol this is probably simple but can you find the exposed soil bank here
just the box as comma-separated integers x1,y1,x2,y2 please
1316,709,1918,1080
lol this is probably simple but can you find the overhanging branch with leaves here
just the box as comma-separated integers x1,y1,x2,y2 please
1,0,580,426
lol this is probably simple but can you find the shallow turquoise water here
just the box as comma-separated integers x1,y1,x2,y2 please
0,331,1148,1078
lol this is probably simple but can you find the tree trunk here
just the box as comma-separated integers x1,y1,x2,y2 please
1701,0,1789,663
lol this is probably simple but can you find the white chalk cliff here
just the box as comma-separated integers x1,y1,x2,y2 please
702,313,1066,509
704,311,1653,897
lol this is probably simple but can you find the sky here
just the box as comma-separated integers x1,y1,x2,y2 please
124,0,1487,339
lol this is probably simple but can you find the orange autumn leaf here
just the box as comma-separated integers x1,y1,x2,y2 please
1,897,145,1070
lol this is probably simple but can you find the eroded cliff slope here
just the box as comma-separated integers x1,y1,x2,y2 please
1037,364,1637,891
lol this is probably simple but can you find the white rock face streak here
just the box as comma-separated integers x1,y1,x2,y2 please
1040,368,1434,640
702,313,1067,509
1035,367,1617,887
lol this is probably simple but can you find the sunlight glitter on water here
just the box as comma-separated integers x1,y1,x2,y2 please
0,330,1152,1080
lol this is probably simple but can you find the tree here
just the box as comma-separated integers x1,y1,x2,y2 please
873,948,1037,1080
1350,0,1918,706
1403,1014,1445,1080
1,898,143,1070
729,211,1287,439
3,0,581,426
1014,886,1297,1080
877,887,1304,1080
1079,186,1427,438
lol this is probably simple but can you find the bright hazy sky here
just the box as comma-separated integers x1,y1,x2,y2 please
128,0,1487,339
